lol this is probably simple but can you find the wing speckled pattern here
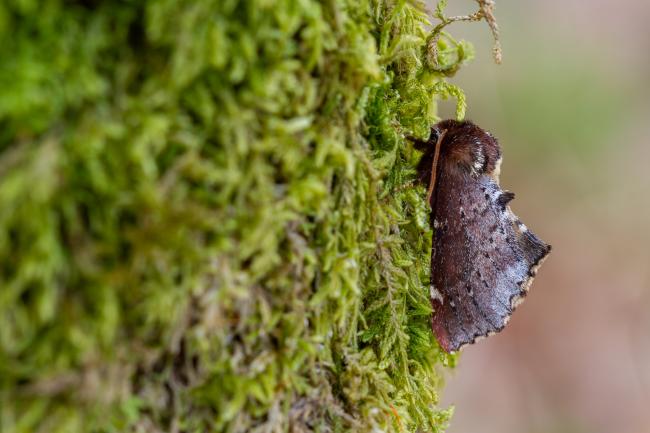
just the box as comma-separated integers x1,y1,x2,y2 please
414,120,550,353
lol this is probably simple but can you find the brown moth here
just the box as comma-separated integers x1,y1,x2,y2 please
411,120,551,352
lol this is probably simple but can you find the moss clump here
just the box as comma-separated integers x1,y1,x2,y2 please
0,1,482,431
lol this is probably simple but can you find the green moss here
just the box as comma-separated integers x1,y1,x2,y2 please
0,1,483,431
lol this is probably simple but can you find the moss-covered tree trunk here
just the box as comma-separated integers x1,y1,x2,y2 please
0,1,485,431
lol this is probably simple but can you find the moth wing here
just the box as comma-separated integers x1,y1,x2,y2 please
430,171,550,352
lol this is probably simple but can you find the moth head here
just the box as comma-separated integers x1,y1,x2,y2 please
414,120,502,186
436,120,502,178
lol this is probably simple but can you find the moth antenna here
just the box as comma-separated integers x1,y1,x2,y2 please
427,129,447,206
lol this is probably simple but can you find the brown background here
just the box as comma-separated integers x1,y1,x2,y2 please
430,1,650,432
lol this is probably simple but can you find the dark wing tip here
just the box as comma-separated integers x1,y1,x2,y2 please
518,228,551,269
512,229,551,308
439,232,551,354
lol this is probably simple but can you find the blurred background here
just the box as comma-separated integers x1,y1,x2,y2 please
431,1,650,432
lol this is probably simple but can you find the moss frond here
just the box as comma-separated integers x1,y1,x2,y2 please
0,1,484,431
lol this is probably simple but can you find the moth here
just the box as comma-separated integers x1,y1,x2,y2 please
411,120,551,352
